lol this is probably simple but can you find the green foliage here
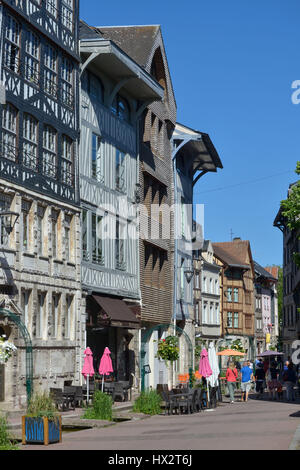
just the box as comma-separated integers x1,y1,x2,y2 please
155,335,179,362
27,391,58,420
0,415,19,450
230,339,245,353
280,165,300,234
82,391,113,421
133,390,162,415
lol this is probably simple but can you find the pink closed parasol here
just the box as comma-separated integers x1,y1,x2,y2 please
199,348,212,403
99,347,114,391
82,347,94,404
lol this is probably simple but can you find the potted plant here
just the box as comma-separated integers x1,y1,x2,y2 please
155,335,179,362
22,391,62,446
0,334,17,364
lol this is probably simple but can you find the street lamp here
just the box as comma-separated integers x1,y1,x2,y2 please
0,211,19,234
184,268,194,284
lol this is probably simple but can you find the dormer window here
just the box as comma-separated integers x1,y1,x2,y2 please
111,94,130,123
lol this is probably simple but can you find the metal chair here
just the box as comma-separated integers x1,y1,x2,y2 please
112,382,126,402
161,391,179,415
50,387,68,411
63,385,76,410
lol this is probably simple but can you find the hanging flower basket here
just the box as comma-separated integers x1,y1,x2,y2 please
155,336,179,362
0,335,17,364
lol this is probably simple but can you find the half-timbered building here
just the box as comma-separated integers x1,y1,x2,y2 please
96,25,177,390
212,238,256,364
0,0,81,410
79,22,164,388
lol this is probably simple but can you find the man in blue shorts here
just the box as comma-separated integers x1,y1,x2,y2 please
240,361,253,402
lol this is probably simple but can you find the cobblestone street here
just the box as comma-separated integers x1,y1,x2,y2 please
20,396,300,451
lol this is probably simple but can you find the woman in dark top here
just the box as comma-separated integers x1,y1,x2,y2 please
284,363,297,401
267,362,279,400
254,364,265,399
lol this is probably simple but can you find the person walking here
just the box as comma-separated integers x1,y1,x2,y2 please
284,363,297,401
266,362,279,400
240,361,253,402
254,363,265,399
226,362,238,403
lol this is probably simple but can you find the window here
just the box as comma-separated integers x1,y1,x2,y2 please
44,44,57,98
233,287,239,303
203,277,207,292
1,103,18,161
51,293,60,338
88,72,104,103
22,200,31,251
37,205,45,255
43,125,57,178
111,94,130,122
245,314,252,329
115,149,126,192
36,292,46,338
215,279,218,294
0,194,12,246
62,0,73,30
25,30,39,85
51,209,59,258
61,57,73,107
215,303,220,324
4,15,20,73
234,312,239,328
91,213,103,264
23,114,38,170
227,312,233,328
61,135,73,186
210,278,213,294
209,303,214,324
65,295,73,339
227,287,232,302
82,210,88,261
46,0,58,17
21,290,31,330
202,302,208,324
91,134,104,182
64,214,72,261
116,216,126,270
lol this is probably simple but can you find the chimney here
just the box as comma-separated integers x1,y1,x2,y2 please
233,237,241,242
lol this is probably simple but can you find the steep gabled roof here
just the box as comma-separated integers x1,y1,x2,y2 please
92,24,177,117
212,240,252,269
94,25,160,68
254,261,277,281
264,266,279,280
79,20,103,40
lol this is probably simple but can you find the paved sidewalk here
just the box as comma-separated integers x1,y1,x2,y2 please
16,394,300,450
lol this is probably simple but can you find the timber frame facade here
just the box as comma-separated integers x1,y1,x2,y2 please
97,25,177,389
79,22,164,386
0,0,82,409
213,238,256,361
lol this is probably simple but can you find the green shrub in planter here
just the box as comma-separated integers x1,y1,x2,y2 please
22,391,61,445
133,390,162,415
82,391,113,421
0,415,19,450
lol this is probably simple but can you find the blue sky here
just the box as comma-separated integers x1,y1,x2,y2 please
80,0,300,267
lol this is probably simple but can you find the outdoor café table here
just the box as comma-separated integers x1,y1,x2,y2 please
104,382,115,395
171,390,193,414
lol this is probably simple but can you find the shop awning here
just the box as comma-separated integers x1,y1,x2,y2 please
92,295,140,329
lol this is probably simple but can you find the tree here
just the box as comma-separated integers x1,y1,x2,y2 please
280,162,300,267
